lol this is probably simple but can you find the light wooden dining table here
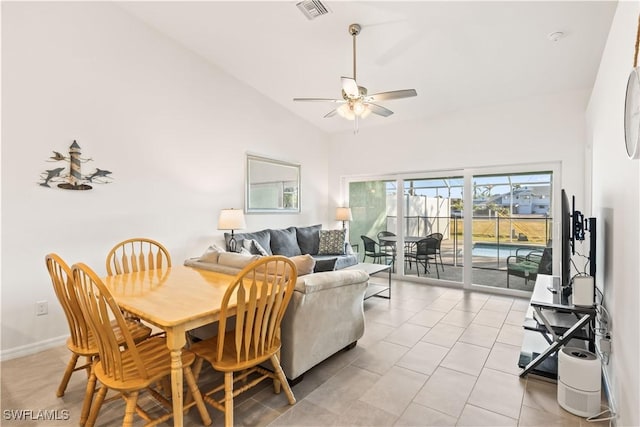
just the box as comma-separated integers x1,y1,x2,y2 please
104,265,236,427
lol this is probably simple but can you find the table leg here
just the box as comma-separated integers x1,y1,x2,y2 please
167,328,187,427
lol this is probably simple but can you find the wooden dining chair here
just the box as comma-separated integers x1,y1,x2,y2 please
189,256,297,427
105,238,171,276
106,238,171,323
71,262,212,427
45,253,152,426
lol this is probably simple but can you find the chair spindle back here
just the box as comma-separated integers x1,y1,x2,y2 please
46,254,93,352
216,256,296,364
106,238,171,276
72,263,148,382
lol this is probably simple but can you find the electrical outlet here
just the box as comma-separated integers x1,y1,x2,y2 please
35,300,48,316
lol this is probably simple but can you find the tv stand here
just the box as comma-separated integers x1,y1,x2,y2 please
518,274,596,379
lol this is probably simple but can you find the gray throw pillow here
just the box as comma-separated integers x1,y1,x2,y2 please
225,229,271,254
269,228,302,257
295,224,322,255
318,229,347,255
242,239,269,256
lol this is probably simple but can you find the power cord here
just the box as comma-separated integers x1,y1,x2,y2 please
586,406,616,424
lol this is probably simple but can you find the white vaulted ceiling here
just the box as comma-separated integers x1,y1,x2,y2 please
119,1,617,134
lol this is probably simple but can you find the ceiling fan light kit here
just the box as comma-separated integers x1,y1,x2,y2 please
294,23,417,133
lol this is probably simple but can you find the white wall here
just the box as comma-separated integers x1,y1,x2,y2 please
1,2,330,358
328,90,589,204
586,1,640,426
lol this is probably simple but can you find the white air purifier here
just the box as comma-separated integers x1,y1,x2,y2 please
572,276,594,306
557,347,601,417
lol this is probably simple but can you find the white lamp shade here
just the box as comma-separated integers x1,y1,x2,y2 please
218,208,246,230
335,207,353,222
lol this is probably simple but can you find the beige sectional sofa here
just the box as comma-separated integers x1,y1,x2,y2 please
184,251,369,381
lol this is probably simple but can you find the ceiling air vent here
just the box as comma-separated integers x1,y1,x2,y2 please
296,0,330,20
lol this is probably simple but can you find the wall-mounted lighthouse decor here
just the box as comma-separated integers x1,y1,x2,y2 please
38,140,113,190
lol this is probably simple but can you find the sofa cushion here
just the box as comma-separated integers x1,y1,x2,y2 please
295,224,322,255
184,259,242,276
313,257,337,273
254,255,315,277
225,229,272,255
318,229,347,255
218,252,260,269
332,254,358,270
270,227,302,257
294,269,369,294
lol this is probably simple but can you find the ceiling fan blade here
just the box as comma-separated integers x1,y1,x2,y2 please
324,109,339,118
367,89,417,102
341,77,360,98
367,103,394,117
293,97,343,102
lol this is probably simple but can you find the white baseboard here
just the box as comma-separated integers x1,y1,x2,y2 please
0,335,67,362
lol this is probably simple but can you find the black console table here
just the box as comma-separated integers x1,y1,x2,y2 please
518,274,596,379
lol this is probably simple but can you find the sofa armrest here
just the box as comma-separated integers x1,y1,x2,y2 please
295,269,368,294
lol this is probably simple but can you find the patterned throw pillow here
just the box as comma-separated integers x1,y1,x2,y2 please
317,229,347,255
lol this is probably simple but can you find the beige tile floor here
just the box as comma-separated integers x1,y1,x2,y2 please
1,278,612,426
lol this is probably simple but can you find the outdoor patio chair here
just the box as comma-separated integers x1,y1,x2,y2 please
506,247,551,288
361,235,394,267
377,231,397,268
425,232,445,272
405,237,440,278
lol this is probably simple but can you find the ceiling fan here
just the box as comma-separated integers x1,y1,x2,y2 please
293,23,417,133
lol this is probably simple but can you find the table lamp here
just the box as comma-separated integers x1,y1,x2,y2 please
335,207,353,229
218,208,246,252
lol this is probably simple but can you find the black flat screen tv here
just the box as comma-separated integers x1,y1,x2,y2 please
561,189,573,289
561,189,596,290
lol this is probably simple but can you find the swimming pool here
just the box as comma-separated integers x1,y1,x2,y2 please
472,242,543,259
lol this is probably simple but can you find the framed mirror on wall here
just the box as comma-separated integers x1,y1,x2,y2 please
246,154,300,213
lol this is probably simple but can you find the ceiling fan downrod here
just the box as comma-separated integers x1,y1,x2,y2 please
349,23,361,81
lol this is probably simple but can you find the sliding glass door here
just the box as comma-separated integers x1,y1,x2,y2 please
470,172,553,291
348,180,397,264
401,176,464,284
345,164,557,295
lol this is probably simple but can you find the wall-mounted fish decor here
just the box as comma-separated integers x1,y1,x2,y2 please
38,140,113,190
